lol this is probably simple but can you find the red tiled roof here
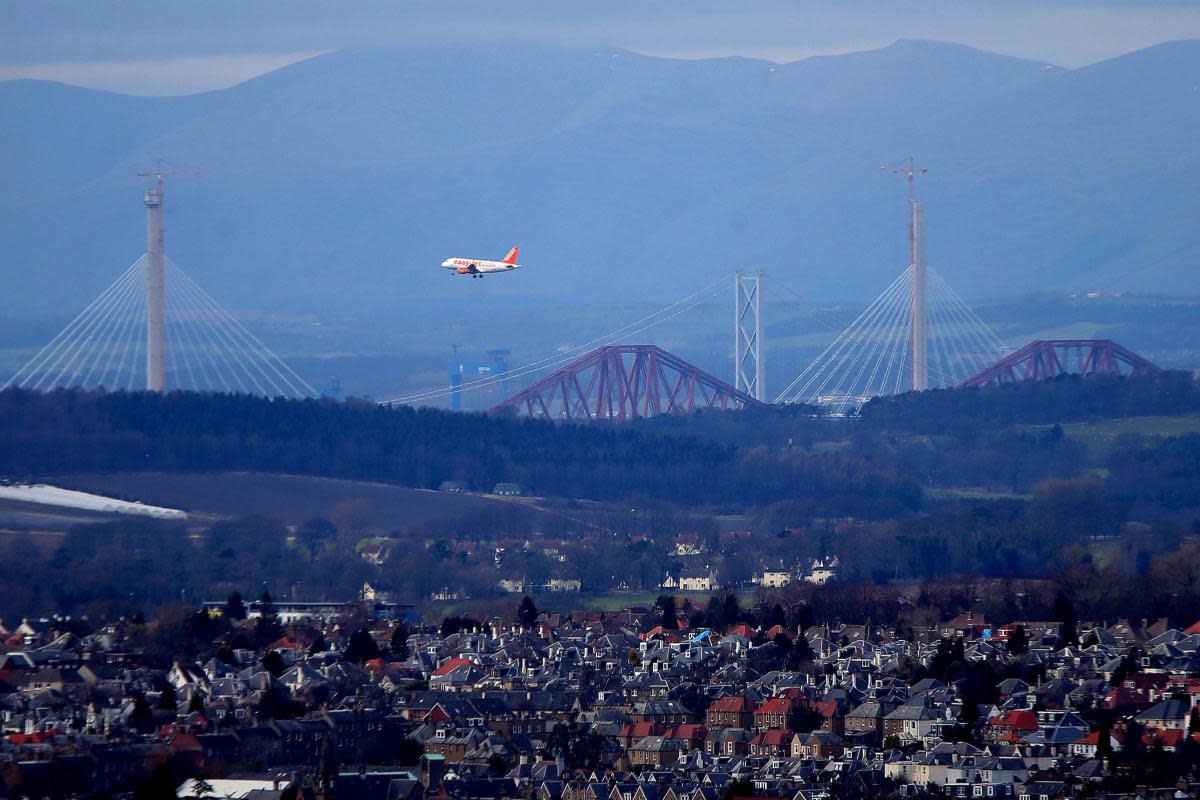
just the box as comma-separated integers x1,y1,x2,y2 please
432,657,474,677
765,625,796,641
989,710,1039,731
619,722,663,738
1074,730,1123,745
812,700,840,719
750,728,794,746
709,696,751,713
667,724,708,740
642,626,683,641
757,697,793,715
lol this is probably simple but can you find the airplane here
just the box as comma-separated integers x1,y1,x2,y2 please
442,246,521,278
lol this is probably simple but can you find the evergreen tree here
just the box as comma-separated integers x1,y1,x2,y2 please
1123,719,1146,762
344,628,382,664
262,650,285,677
1051,590,1078,646
656,594,679,630
788,701,825,733
129,692,155,734
1007,625,1029,655
190,778,215,799
223,591,247,621
790,633,816,667
1096,722,1113,761
518,596,538,629
767,603,786,629
253,591,282,648
188,691,205,714
721,594,740,628
701,595,723,629
790,603,815,633
959,686,981,726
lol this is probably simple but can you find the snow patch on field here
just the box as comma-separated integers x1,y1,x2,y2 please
0,484,187,519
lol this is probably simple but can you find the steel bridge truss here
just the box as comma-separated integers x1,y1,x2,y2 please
491,344,761,421
957,339,1162,388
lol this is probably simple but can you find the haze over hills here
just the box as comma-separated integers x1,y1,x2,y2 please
1,38,1199,320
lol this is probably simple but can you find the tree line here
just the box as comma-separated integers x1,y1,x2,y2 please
0,388,919,512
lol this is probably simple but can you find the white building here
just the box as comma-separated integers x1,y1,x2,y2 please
661,570,716,592
806,556,840,585
760,570,793,589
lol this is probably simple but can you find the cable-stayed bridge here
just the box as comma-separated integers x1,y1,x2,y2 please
3,255,314,398
2,170,314,399
772,263,1007,414
774,160,1006,414
8,158,1155,418
382,161,1012,419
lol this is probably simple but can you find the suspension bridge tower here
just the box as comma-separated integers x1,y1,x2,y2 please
734,271,764,401
883,158,928,391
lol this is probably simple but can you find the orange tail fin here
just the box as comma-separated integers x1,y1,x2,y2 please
501,246,519,264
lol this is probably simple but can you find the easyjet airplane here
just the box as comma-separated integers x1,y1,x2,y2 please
442,246,521,278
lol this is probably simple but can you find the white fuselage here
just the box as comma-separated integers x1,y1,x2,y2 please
442,257,520,275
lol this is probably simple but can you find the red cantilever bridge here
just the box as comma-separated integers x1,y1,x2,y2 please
958,339,1162,388
490,344,761,421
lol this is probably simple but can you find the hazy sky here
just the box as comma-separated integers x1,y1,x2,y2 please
4,1,1200,95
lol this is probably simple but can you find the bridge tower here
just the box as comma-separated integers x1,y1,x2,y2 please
883,158,928,391
141,174,167,392
734,271,764,402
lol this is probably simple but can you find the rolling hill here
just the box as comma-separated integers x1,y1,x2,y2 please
2,38,1199,321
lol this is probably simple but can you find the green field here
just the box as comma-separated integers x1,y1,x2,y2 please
53,471,535,532
1035,414,1200,458
580,588,759,613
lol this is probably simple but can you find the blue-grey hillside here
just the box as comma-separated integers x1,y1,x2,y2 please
1,39,1198,315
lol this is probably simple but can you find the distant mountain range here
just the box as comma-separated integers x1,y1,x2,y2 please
2,38,1199,317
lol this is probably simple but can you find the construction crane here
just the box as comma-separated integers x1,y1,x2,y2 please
881,156,927,207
